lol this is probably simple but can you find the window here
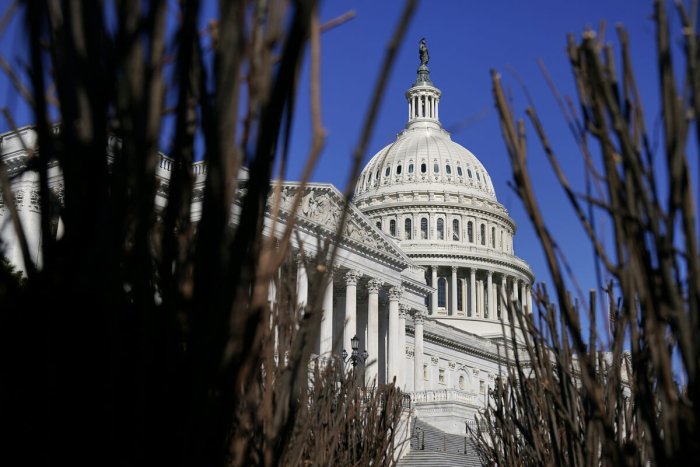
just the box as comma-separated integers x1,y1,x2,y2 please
457,279,463,311
480,380,486,395
457,166,463,176
439,368,446,385
376,221,381,229
385,166,391,177
467,221,473,243
446,164,452,174
476,172,481,181
421,217,428,239
375,170,379,179
459,375,465,390
421,163,427,173
423,364,429,381
480,224,486,245
467,169,473,178
389,219,396,236
437,218,444,240
437,277,447,307
492,227,496,248
433,163,439,173
405,218,412,240
452,219,459,241
500,231,503,249
396,165,402,175
408,163,414,174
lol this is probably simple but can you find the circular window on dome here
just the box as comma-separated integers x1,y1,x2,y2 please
457,166,463,176
408,163,414,174
396,165,402,175
467,169,473,178
446,165,452,175
433,163,439,173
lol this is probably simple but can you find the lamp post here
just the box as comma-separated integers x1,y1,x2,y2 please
342,334,368,367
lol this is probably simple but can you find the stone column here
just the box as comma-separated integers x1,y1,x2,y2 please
414,311,424,391
296,254,308,310
398,304,409,389
470,268,476,317
387,286,402,385
487,271,493,320
320,271,334,356
527,284,533,314
366,279,382,385
431,266,438,315
344,270,362,354
500,275,507,322
513,277,519,305
450,266,458,316
521,282,527,311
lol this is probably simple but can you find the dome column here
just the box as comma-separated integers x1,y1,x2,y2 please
450,266,458,316
431,266,438,315
499,275,508,322
527,285,534,314
487,270,494,320
521,281,527,311
413,311,424,391
366,279,382,384
469,268,476,318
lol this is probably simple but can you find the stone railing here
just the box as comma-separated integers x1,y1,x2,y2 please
409,388,480,405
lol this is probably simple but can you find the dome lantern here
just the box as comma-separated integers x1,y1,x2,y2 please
406,38,441,129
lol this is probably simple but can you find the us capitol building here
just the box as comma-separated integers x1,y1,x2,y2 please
0,42,534,457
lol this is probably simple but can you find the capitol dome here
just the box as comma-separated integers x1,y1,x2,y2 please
353,40,533,338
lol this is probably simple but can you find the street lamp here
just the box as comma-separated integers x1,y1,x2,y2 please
342,335,368,367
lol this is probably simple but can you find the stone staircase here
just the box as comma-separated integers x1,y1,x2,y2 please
398,418,482,467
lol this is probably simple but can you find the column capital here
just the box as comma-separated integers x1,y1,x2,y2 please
451,265,458,273
389,286,404,301
414,311,425,325
399,303,410,318
344,269,362,286
296,252,305,266
487,269,493,277
367,278,382,293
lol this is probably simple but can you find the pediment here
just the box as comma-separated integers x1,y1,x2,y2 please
270,182,413,267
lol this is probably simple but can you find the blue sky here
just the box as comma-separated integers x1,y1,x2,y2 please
0,0,689,344
286,1,672,343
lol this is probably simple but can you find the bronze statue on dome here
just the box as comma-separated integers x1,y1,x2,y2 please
419,38,429,66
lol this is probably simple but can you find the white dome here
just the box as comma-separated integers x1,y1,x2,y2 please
354,122,496,202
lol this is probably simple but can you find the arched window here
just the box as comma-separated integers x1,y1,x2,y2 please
500,231,504,249
405,218,412,239
408,163,414,174
396,165,402,175
457,166,463,176
467,169,473,178
389,219,396,236
437,218,444,240
376,220,381,230
421,163,427,173
433,163,439,173
421,217,428,239
446,164,452,175
467,221,474,243
437,277,447,307
457,279,463,311
385,166,391,177
459,375,465,390
480,224,486,245
492,227,496,247
476,172,481,181
452,219,460,241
